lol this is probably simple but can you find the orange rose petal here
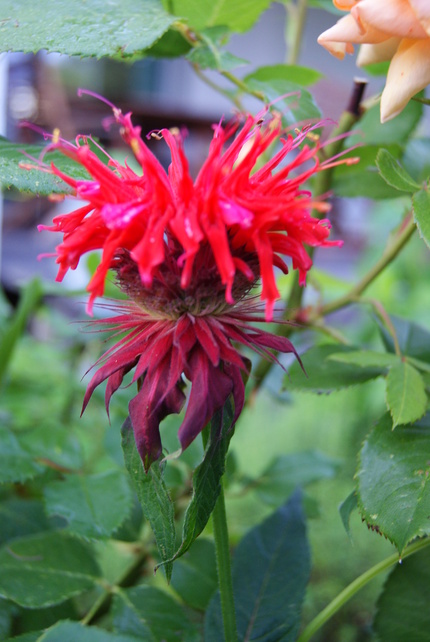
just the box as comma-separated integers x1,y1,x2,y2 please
353,0,428,39
409,0,430,35
381,37,430,121
357,37,401,65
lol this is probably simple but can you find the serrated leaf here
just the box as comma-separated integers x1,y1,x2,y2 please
0,427,44,484
0,499,51,546
374,546,430,642
0,0,175,59
244,450,340,506
339,491,358,541
403,138,430,183
163,399,235,567
35,620,142,642
205,491,310,642
170,0,271,32
0,532,101,607
244,75,321,124
44,470,133,538
0,140,91,194
413,188,430,249
245,64,323,87
328,349,399,369
378,315,430,364
386,362,427,427
286,344,386,393
170,538,217,610
0,279,42,386
121,417,176,581
357,412,430,552
376,149,420,192
112,585,199,641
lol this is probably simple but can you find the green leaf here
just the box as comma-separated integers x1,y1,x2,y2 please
328,349,399,369
357,412,430,552
163,399,235,567
374,546,430,642
386,362,427,427
286,344,386,393
4,633,41,642
245,64,323,87
376,149,420,193
0,499,51,546
0,0,175,59
413,188,430,250
170,538,217,610
32,620,142,641
0,279,42,386
187,33,248,71
378,315,430,364
44,470,133,539
0,139,92,194
205,491,310,641
170,0,271,32
0,427,44,484
403,138,430,183
349,97,422,147
19,424,84,472
112,585,199,641
121,417,176,581
339,491,358,541
244,450,340,506
0,532,101,607
332,145,405,199
244,74,321,124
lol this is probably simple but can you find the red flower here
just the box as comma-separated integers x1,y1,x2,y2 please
36,90,348,321
83,245,298,470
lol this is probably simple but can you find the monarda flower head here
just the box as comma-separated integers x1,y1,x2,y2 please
32,91,352,468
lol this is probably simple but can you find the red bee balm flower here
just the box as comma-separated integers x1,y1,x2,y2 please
37,91,346,321
83,246,298,469
33,92,353,468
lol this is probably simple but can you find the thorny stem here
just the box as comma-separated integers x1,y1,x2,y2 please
297,537,430,642
202,426,238,642
286,0,308,65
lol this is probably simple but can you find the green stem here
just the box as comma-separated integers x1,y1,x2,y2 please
297,537,430,642
202,425,238,642
213,485,238,642
80,546,147,625
286,0,308,65
318,215,416,318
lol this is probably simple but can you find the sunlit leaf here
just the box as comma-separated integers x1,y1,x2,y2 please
386,362,427,427
0,0,175,59
357,413,430,552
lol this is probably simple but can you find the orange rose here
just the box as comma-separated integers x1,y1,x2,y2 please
318,0,430,122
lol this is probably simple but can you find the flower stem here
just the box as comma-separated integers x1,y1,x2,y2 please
202,425,238,642
297,537,430,642
286,0,308,65
213,484,238,642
